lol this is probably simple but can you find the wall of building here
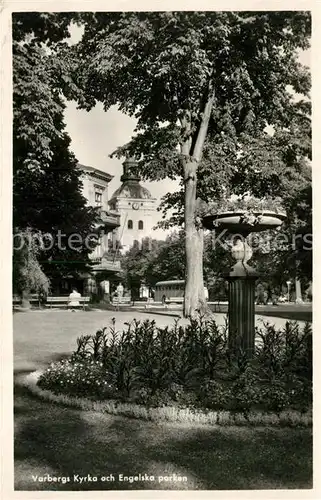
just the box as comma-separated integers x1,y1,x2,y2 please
80,173,109,210
79,170,118,261
115,198,157,252
80,165,160,256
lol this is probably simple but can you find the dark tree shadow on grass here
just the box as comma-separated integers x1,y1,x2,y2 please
14,384,172,491
14,384,312,491
136,426,313,490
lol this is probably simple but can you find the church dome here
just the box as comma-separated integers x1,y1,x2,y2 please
109,158,153,202
110,181,152,201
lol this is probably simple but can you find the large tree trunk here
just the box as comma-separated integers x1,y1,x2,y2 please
21,288,31,309
183,160,206,318
181,87,215,318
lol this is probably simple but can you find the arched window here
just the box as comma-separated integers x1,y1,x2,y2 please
128,220,133,229
138,220,144,230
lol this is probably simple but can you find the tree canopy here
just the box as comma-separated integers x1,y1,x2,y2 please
120,234,185,292
12,11,311,309
73,11,310,167
69,11,311,315
13,12,99,289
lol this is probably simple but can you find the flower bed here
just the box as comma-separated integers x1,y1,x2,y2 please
37,317,312,416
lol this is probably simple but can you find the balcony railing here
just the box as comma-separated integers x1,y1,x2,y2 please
98,210,120,227
90,256,121,271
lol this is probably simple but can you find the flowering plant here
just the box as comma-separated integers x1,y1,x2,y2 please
37,318,312,413
207,196,285,227
38,357,117,399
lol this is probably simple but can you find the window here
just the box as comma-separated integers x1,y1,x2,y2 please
128,220,133,229
95,191,102,205
138,220,144,230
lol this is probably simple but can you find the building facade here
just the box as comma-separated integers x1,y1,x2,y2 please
108,158,158,253
78,164,122,298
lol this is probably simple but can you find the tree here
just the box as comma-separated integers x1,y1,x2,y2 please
13,229,51,307
70,11,310,316
121,232,186,295
120,238,163,297
230,115,312,294
13,13,99,292
147,231,186,282
161,105,312,298
12,12,79,169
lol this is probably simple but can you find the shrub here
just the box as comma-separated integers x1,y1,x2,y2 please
37,358,118,400
38,316,312,414
198,379,232,410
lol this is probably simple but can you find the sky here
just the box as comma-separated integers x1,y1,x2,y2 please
63,25,311,230
64,102,178,205
64,22,179,219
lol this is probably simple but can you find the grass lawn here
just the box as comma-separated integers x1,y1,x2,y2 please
13,309,190,372
13,309,313,491
14,384,312,491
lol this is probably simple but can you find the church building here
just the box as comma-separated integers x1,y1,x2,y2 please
69,163,122,299
56,159,159,301
108,158,158,253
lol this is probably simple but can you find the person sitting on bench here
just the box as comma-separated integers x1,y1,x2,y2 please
68,288,81,311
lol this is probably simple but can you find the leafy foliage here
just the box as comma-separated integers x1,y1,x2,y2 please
38,316,312,413
74,11,310,158
70,12,311,315
13,13,99,284
13,12,77,46
12,12,311,312
71,11,311,199
120,238,164,290
120,233,186,291
120,226,311,301
13,228,50,295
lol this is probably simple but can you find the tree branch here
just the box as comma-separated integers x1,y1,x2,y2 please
192,86,215,162
180,111,192,157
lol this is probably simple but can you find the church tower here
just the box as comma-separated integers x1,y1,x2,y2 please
108,158,157,252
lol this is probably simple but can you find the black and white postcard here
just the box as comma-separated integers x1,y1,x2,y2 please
1,1,319,498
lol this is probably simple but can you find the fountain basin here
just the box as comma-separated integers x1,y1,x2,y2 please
202,211,287,235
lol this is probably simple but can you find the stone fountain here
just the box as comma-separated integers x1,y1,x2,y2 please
203,209,286,357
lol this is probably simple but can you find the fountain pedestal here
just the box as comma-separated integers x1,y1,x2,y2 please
225,239,258,357
227,277,257,354
202,210,286,358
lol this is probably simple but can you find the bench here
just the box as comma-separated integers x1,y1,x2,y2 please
46,296,90,310
169,297,183,304
208,301,228,313
112,296,132,310
13,294,41,309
